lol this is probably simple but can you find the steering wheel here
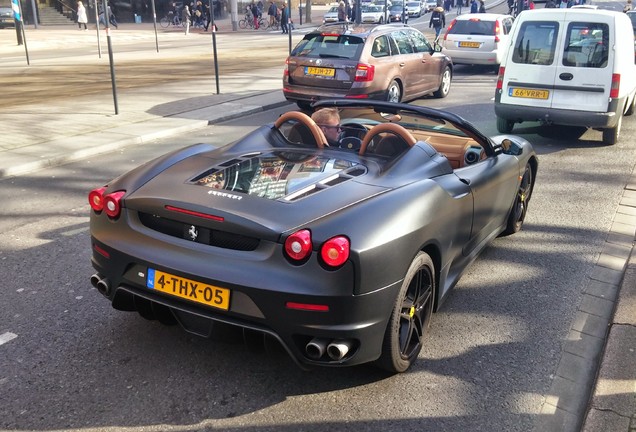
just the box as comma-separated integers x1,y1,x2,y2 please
274,111,328,149
359,123,417,156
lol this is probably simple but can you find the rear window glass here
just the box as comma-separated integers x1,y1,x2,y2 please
448,19,495,35
563,22,609,68
291,34,365,60
512,21,558,65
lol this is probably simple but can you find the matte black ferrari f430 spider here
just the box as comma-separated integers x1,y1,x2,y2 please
89,100,538,373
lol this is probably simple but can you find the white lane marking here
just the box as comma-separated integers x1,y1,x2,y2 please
0,332,17,346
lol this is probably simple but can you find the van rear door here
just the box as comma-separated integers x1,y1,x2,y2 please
498,20,562,110
551,15,612,113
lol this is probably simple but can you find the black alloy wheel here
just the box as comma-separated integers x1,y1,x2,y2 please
378,252,435,373
502,163,533,235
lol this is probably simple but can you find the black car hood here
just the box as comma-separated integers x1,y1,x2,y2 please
124,150,389,241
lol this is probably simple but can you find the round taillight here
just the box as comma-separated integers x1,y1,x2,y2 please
88,187,107,212
103,191,125,218
321,236,350,268
284,229,312,261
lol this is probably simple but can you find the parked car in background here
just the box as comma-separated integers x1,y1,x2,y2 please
323,6,339,24
407,0,424,17
0,6,15,28
389,3,408,22
441,13,514,72
283,23,453,109
361,4,385,23
424,0,438,12
494,9,636,145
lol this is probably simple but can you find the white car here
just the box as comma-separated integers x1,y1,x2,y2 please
424,0,437,12
323,6,339,23
407,1,423,17
361,5,385,23
441,13,514,72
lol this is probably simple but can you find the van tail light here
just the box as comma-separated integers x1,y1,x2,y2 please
283,58,290,78
444,18,456,40
496,67,505,90
354,63,375,82
610,74,620,99
284,229,312,261
494,21,501,43
103,191,125,219
320,236,350,268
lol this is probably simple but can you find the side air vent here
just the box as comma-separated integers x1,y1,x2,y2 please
283,166,366,202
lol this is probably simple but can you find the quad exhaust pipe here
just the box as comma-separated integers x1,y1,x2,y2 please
305,337,354,361
90,273,111,296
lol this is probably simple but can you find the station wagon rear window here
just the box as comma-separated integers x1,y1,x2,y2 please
292,34,365,60
512,22,558,65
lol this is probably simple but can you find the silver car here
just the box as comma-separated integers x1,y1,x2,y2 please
323,6,340,24
440,13,514,72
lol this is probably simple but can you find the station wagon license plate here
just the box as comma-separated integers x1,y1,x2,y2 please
305,66,335,77
146,268,230,310
509,88,549,100
459,41,480,48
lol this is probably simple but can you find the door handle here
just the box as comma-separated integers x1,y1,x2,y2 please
559,73,573,81
399,62,405,67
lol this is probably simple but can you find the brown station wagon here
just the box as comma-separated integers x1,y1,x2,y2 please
283,23,453,110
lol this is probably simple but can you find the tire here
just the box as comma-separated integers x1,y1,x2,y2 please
502,163,533,236
626,95,635,116
602,114,622,145
377,252,435,374
496,116,514,133
386,80,402,103
238,19,247,29
159,17,170,28
433,66,451,98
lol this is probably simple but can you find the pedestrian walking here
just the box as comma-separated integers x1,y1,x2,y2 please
338,0,347,21
182,4,191,34
470,0,478,13
624,0,633,12
76,0,88,30
267,1,277,26
456,0,463,15
281,1,289,33
478,0,486,12
429,6,445,44
107,4,118,28
250,0,260,29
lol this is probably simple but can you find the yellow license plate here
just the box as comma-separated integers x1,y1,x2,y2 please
510,88,550,99
147,268,230,311
459,41,480,48
306,66,335,77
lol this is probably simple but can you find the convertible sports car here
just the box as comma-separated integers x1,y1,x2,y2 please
89,100,537,373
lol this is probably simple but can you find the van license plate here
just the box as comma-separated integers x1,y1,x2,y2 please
458,41,480,48
305,67,335,77
510,88,549,99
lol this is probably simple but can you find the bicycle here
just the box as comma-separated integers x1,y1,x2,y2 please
264,15,280,31
160,11,182,28
238,12,265,29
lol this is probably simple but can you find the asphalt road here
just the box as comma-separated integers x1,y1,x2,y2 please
1,67,635,431
2,4,636,430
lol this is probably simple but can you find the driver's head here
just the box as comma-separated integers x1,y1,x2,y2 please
311,107,341,146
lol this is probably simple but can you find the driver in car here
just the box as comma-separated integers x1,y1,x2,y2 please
312,108,342,147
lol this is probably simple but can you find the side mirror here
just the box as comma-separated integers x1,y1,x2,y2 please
433,44,443,53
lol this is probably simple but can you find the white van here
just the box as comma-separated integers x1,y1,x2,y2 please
494,9,636,145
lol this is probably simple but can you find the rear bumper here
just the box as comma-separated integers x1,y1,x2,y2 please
494,92,625,129
442,48,499,65
90,229,400,369
283,84,385,104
